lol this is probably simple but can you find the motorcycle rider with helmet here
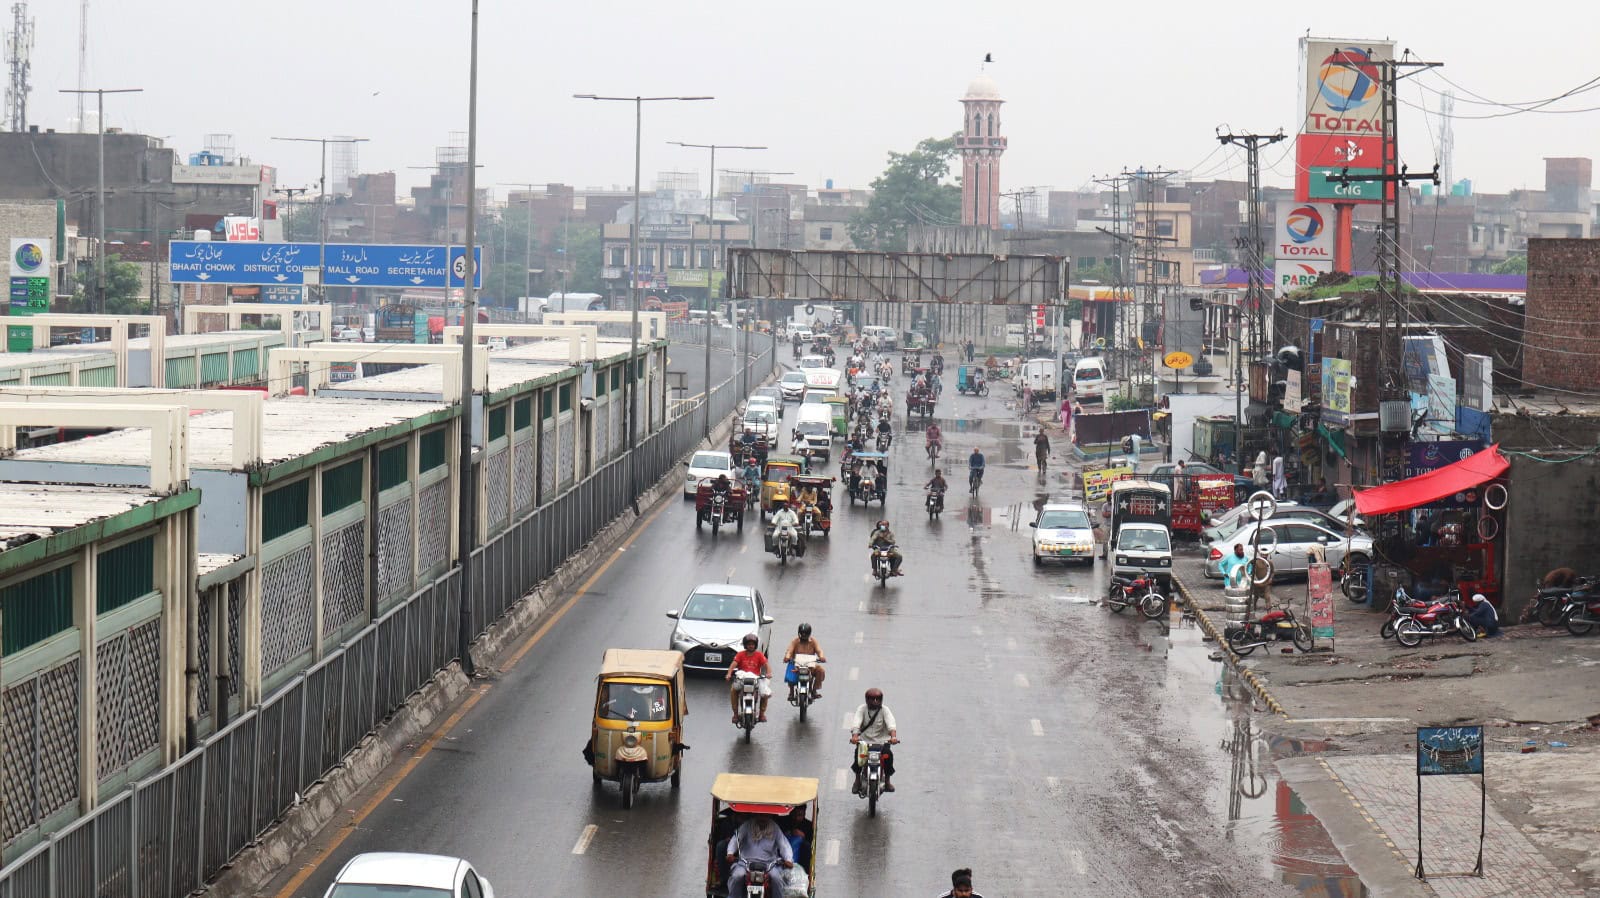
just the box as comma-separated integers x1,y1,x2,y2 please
782,623,827,700
849,687,900,793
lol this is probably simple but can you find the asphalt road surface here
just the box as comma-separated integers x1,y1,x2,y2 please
261,373,1342,898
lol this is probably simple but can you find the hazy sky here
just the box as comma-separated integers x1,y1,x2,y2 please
24,0,1600,203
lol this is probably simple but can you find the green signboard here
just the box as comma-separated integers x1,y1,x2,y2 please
1306,167,1384,201
8,276,49,316
6,325,32,353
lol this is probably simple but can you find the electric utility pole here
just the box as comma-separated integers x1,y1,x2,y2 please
1216,130,1285,354
1125,167,1177,394
1093,174,1133,379
59,86,141,313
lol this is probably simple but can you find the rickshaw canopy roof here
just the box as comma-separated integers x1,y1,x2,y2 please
822,396,850,406
791,474,835,487
599,649,684,680
765,454,807,469
711,773,819,806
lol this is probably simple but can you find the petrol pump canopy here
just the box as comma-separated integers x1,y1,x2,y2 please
1352,444,1509,516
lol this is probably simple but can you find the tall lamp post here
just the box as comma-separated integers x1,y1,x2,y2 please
498,181,560,318
669,142,765,440
272,135,368,304
574,93,712,506
60,87,142,313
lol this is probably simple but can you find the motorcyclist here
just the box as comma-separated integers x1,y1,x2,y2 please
929,371,943,397
711,473,733,501
925,423,943,456
849,687,900,793
971,368,985,392
876,416,893,442
968,447,986,489
868,520,903,576
725,814,795,897
769,503,802,553
795,482,823,527
783,623,827,700
924,470,948,495
725,634,772,723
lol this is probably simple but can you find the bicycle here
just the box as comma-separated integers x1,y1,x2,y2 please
968,467,984,495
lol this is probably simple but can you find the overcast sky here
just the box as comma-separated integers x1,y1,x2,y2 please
25,0,1600,204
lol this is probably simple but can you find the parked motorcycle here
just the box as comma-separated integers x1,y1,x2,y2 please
733,671,764,741
1394,598,1476,647
925,489,944,520
1107,571,1167,619
1225,607,1314,655
1562,593,1600,636
1380,586,1458,640
872,546,897,586
1527,577,1594,627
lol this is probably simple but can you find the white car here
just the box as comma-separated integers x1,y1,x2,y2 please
668,583,773,670
779,371,809,400
323,852,494,898
798,355,828,370
792,327,814,343
740,409,779,442
1204,519,1373,582
683,449,734,497
1031,502,1096,566
1111,522,1173,587
745,396,780,418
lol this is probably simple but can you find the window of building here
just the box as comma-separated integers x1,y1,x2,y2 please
419,428,447,472
263,479,311,542
378,443,409,491
670,247,686,268
488,405,508,441
987,114,994,136
699,249,714,268
97,535,155,615
643,248,657,269
2,565,74,656
322,459,365,516
560,383,573,412
514,398,533,430
819,226,833,241
609,247,625,267
1156,220,1175,238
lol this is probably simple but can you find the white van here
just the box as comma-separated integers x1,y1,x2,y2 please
1073,356,1107,403
1112,522,1173,588
793,404,834,461
1017,358,1059,401
861,326,897,350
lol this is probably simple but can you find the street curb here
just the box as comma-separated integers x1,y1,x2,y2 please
1172,574,1289,717
212,368,776,898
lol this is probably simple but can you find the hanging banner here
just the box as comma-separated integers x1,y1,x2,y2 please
1321,358,1353,424
1082,466,1133,502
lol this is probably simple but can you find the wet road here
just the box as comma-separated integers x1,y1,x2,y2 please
262,373,1362,898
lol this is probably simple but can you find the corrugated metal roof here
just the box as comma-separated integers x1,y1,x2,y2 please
126,331,285,350
10,397,448,471
0,483,161,551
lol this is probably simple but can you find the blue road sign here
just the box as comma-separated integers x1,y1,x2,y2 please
168,241,482,289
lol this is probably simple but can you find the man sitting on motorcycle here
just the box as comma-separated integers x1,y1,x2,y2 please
725,813,795,897
725,634,772,723
711,473,734,501
795,483,823,523
876,416,893,443
925,423,943,455
783,623,827,700
850,687,900,793
925,470,948,495
769,503,802,555
868,520,902,576
742,457,762,493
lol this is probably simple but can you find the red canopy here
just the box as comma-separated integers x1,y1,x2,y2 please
1353,444,1509,516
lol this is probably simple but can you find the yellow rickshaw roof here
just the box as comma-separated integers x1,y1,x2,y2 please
765,455,806,468
599,649,684,680
711,773,819,805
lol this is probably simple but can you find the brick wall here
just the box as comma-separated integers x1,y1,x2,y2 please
1524,238,1600,391
1503,451,1600,620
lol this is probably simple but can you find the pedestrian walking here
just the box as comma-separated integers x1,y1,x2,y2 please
1059,396,1072,430
1252,450,1269,490
1270,451,1286,499
936,867,985,898
1021,384,1033,416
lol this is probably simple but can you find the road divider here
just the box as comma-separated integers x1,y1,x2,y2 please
1171,574,1288,717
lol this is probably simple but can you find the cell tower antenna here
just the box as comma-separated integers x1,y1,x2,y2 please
4,2,33,132
1439,90,1455,195
76,0,87,131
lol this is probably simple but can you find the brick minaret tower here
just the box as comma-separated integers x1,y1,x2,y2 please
958,71,1006,228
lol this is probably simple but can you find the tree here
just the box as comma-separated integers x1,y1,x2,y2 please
847,135,962,251
1491,254,1527,275
283,204,321,242
1073,260,1122,285
69,254,148,314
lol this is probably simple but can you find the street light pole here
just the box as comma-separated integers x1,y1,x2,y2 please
455,0,482,676
670,142,764,440
575,94,712,501
273,135,368,305
60,87,141,313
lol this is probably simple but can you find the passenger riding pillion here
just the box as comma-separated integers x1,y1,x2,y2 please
869,519,903,576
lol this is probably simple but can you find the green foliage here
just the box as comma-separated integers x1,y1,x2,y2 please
1491,255,1527,275
283,205,321,242
1073,261,1122,285
1107,393,1143,412
68,254,148,314
1286,274,1419,301
847,135,962,251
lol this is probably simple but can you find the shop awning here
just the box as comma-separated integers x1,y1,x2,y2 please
1317,423,1347,460
1353,444,1509,516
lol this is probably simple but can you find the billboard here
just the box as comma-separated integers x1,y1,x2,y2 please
1300,39,1396,136
9,238,51,316
1275,259,1333,296
1321,357,1352,424
1274,202,1335,260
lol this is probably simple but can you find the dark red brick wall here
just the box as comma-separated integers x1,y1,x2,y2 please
1525,238,1600,392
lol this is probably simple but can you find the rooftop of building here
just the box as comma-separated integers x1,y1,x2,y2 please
0,482,165,553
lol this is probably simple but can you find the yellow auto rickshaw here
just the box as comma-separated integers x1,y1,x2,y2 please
587,649,687,809
706,773,820,898
761,453,808,520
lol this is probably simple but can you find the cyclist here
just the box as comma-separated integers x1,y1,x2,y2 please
968,447,986,491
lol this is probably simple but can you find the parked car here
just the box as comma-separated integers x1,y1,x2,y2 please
1326,498,1366,529
683,450,735,498
1204,519,1373,581
1201,502,1364,546
1148,462,1254,492
667,583,773,670
779,371,809,400
323,853,495,898
1031,502,1096,566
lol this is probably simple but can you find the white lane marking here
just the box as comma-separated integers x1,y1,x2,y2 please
848,666,859,681
1045,776,1061,794
1030,718,1044,736
1013,673,1030,688
726,565,736,579
1071,848,1087,875
858,600,866,612
842,711,855,731
853,631,864,645
834,768,849,791
972,625,984,636
572,824,598,854
1006,638,1018,651
740,544,748,554
825,839,840,866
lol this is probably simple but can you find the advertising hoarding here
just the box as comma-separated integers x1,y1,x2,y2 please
1300,39,1396,136
1321,357,1352,424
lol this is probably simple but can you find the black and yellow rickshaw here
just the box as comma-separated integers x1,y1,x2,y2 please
586,649,687,809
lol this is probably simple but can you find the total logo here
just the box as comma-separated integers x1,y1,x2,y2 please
12,241,44,273
1316,47,1381,112
1278,206,1330,257
1279,264,1324,289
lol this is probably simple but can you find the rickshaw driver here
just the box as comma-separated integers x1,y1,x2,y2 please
794,482,823,524
725,814,795,896
724,634,772,723
782,623,827,700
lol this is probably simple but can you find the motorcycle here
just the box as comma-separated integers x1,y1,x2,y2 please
1562,593,1600,636
926,439,941,462
732,670,764,741
741,860,776,898
925,489,944,519
876,432,893,452
872,545,897,586
1225,607,1314,655
790,654,818,721
1528,578,1594,627
968,467,984,494
771,527,797,566
707,493,730,532
854,739,896,816
1107,570,1167,619
1394,598,1476,647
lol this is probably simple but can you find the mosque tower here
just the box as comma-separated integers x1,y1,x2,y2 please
958,70,1006,228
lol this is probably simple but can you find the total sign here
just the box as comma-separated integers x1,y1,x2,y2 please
1300,39,1395,135
1273,202,1334,296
